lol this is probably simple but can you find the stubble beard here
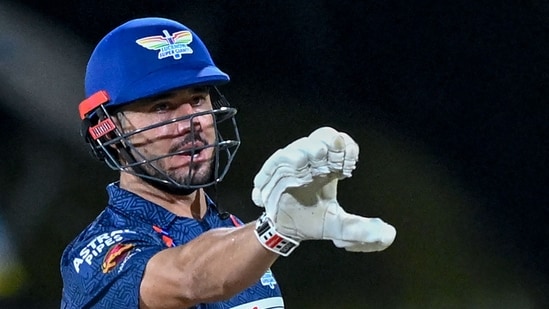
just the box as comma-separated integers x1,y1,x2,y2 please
145,154,214,186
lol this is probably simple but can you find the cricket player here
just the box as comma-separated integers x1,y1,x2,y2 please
60,17,396,308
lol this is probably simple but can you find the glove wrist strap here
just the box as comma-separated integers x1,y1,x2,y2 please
254,213,300,257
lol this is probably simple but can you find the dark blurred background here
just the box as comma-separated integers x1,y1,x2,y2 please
0,1,547,308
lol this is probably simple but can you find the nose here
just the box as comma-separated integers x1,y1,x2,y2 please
175,103,201,135
178,102,195,116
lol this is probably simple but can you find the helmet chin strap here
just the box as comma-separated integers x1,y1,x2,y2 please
207,183,230,220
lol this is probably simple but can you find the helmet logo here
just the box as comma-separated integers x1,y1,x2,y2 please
136,30,193,60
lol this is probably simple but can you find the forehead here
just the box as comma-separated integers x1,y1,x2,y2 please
141,86,211,102
121,86,211,110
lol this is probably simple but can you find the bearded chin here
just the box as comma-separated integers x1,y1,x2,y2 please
151,157,214,186
171,161,213,185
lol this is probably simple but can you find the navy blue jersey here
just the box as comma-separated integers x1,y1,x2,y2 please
60,182,284,308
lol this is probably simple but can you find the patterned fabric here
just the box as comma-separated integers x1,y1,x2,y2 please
60,182,283,308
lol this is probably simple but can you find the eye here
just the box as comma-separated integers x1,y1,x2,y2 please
190,95,207,107
151,102,172,113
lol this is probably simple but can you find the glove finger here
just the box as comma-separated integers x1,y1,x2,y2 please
308,127,345,173
308,127,360,175
339,132,359,178
253,147,313,207
255,132,337,195
254,135,326,189
252,172,312,213
285,135,330,177
253,148,308,189
251,187,265,207
284,132,343,201
308,126,340,140
261,133,344,206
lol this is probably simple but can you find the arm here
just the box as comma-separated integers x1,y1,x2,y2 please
139,126,396,308
139,223,278,309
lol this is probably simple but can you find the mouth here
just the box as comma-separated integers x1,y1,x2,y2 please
172,139,210,162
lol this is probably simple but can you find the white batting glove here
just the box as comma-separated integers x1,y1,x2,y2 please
252,127,396,256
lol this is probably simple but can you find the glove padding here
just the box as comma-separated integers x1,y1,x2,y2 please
252,127,396,252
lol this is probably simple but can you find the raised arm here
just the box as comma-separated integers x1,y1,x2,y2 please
139,126,397,308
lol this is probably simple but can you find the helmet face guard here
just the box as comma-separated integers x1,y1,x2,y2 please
79,18,241,192
79,86,240,191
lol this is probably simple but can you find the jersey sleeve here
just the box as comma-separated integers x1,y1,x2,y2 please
61,228,163,308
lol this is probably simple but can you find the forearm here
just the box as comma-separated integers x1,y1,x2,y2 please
140,222,279,308
177,223,278,299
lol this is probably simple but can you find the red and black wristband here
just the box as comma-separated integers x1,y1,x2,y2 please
254,213,300,257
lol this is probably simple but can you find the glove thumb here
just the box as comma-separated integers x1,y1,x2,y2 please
325,206,396,252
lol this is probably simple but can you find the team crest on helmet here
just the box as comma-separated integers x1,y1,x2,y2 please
136,30,193,60
101,243,135,273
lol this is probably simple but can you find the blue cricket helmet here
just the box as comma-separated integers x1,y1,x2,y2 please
84,17,230,109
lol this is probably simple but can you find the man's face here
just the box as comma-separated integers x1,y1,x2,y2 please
115,86,217,186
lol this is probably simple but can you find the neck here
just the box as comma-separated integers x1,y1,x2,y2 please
119,173,207,219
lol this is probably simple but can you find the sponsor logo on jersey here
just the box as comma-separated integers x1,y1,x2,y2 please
72,229,136,273
136,30,194,60
101,243,135,273
260,269,277,289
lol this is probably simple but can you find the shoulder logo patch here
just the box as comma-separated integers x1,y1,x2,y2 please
101,243,135,273
72,229,137,274
136,30,193,60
